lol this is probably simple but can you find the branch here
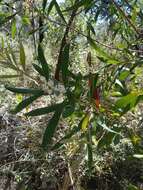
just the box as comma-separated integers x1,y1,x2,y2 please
47,16,143,54
112,0,139,35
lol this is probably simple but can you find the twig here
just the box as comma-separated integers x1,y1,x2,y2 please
0,159,49,169
46,17,143,53
112,0,139,35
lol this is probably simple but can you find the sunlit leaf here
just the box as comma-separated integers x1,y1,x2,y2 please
82,113,90,132
118,70,130,80
128,183,139,190
115,92,139,109
11,19,16,39
20,42,26,71
133,154,143,159
16,94,23,103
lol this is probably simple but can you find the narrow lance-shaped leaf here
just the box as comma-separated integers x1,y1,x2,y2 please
5,85,44,94
61,43,70,83
33,64,45,76
11,19,16,39
82,113,90,132
13,92,44,114
128,183,139,190
47,0,55,15
1,36,4,49
87,22,95,35
25,102,65,117
42,0,48,11
38,44,49,82
62,104,75,118
54,0,66,23
115,92,140,110
39,16,44,43
19,42,26,71
42,105,64,149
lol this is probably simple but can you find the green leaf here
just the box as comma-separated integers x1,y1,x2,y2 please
97,132,117,149
1,36,4,49
82,113,90,132
42,106,64,148
38,44,49,82
19,42,26,71
47,0,55,15
128,184,139,190
47,0,66,22
13,92,44,114
62,104,75,118
61,43,70,83
118,70,130,81
25,102,64,117
11,19,16,39
54,0,66,23
22,16,30,25
42,0,48,11
5,85,44,94
33,64,45,76
87,22,95,35
115,92,139,109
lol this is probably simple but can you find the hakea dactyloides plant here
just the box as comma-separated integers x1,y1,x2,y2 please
5,0,143,172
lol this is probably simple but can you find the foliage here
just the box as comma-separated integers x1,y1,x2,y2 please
0,0,143,183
